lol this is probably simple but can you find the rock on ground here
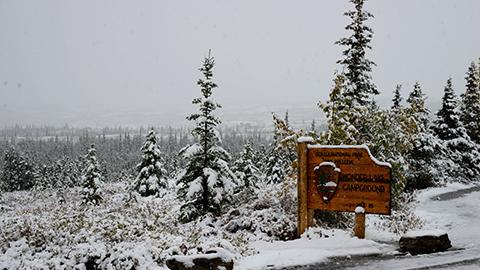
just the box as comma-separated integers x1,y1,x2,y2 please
166,248,234,270
399,231,452,255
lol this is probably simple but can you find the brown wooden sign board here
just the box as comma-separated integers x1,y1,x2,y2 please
296,138,392,237
307,145,391,215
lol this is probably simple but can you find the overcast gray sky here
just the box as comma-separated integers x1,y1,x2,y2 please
0,0,479,127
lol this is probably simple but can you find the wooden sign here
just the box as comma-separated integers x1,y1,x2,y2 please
297,138,391,237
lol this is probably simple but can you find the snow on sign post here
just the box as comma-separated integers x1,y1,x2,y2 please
296,137,391,239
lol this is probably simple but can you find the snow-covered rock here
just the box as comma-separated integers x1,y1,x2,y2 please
166,247,234,270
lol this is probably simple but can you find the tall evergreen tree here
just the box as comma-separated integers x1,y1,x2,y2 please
81,144,102,205
403,82,440,190
1,147,36,191
432,78,461,140
432,78,480,181
335,0,377,108
460,62,480,143
391,84,403,111
133,129,167,196
477,58,480,91
176,51,236,222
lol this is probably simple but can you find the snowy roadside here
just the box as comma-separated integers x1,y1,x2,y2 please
1,181,478,269
248,182,480,270
336,182,480,270
237,228,388,270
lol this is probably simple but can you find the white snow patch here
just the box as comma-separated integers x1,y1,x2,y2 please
355,206,365,214
297,136,315,143
404,229,447,238
237,229,383,270
318,161,336,167
324,181,337,187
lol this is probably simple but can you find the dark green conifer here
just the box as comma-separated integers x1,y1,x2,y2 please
335,0,377,108
81,144,102,205
133,129,167,196
391,84,403,111
176,50,236,222
460,62,480,143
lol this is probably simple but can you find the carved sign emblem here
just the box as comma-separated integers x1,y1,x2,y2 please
314,162,341,203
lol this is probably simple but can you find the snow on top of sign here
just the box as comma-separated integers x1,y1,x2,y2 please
307,144,392,168
315,162,341,173
319,161,336,167
297,136,315,143
404,229,448,238
355,206,365,214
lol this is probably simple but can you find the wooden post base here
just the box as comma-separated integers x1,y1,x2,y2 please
354,211,366,239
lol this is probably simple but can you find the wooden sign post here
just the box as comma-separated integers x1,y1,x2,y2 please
297,137,391,239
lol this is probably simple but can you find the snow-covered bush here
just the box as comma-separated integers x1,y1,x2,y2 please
220,180,298,241
0,182,261,269
373,192,424,235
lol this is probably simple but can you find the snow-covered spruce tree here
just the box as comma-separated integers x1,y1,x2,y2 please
264,148,286,184
176,51,236,222
391,84,403,111
1,147,36,191
460,62,480,144
81,144,102,205
432,78,463,140
133,129,167,196
406,82,429,130
335,0,378,109
253,144,267,170
233,141,260,190
402,82,441,190
334,0,379,145
432,78,480,181
318,72,359,145
476,58,480,91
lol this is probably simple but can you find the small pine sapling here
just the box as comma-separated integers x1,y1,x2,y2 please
133,129,168,196
81,144,102,205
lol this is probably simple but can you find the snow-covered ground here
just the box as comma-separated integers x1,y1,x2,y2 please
237,229,387,269
342,182,480,270
1,182,479,269
238,182,480,269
